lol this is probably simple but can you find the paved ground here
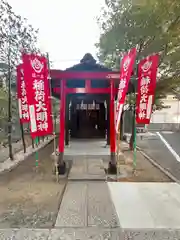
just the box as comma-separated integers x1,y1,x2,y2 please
109,182,180,229
160,131,180,157
108,182,180,239
137,131,180,181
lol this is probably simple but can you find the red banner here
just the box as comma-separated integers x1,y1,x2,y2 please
115,47,137,132
17,64,30,123
22,54,53,138
136,54,159,124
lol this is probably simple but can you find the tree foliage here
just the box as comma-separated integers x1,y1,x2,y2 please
0,0,39,147
96,0,180,108
0,87,17,120
0,0,39,72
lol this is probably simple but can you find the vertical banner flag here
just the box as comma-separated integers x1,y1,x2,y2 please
115,48,137,132
136,54,159,124
22,54,53,138
17,64,29,123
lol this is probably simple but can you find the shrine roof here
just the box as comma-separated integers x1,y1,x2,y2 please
50,53,136,96
64,53,112,72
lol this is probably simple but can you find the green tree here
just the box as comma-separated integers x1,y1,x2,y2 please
97,0,180,146
0,0,39,159
97,0,180,106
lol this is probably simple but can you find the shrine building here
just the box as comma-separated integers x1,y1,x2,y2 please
50,53,134,174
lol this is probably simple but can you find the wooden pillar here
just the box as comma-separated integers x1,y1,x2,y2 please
109,79,117,173
65,95,69,146
106,99,110,145
58,79,66,173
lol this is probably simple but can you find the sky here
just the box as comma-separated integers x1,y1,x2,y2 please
7,0,105,69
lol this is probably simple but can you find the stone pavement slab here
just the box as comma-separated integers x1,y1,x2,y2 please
55,182,87,227
64,140,109,157
2,228,180,240
108,182,180,229
50,228,121,240
0,229,50,240
88,182,119,227
0,228,121,239
121,229,180,240
55,182,119,228
68,158,106,180
2,228,180,239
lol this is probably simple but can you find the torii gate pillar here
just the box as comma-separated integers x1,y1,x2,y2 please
108,79,117,174
58,79,66,174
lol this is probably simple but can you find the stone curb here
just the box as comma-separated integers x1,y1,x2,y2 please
136,146,180,184
0,137,53,175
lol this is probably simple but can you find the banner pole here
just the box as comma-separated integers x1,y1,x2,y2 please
35,137,39,170
116,123,121,177
133,111,137,172
46,52,56,154
46,53,58,181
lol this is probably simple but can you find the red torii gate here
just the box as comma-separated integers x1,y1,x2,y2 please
50,70,120,174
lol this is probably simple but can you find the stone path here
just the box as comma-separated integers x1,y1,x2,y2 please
68,158,106,180
55,182,119,228
53,156,121,239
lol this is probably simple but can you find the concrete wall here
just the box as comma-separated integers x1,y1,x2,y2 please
149,95,180,131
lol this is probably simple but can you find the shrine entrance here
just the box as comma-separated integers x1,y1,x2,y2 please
70,97,106,139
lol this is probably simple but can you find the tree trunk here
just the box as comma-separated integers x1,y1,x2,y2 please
20,122,26,153
32,137,35,148
7,60,13,160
